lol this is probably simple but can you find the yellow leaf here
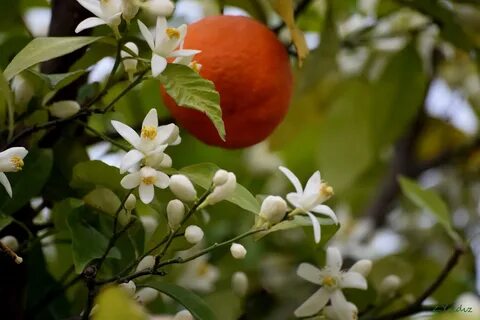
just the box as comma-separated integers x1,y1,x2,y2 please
93,286,147,320
269,0,309,66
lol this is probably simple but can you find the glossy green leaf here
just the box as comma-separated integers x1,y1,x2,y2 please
4,36,102,80
0,149,53,215
137,278,217,320
179,163,260,213
83,187,122,216
94,286,146,320
67,206,121,273
71,160,123,194
159,64,225,140
399,177,462,243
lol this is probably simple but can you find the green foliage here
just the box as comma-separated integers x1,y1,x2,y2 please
94,286,147,320
159,64,226,141
83,187,122,216
0,213,13,231
71,160,124,195
137,278,217,320
4,37,102,80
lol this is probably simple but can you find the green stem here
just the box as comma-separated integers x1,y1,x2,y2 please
77,120,129,151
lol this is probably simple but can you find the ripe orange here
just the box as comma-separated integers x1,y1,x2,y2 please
161,15,293,149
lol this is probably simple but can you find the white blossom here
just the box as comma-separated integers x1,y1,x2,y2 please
121,166,169,204
279,166,338,243
167,199,185,229
141,0,175,17
121,0,139,22
169,175,196,201
75,0,123,36
137,17,200,77
184,225,203,244
119,280,136,297
136,255,156,272
232,271,248,297
205,170,236,205
0,147,28,197
259,195,287,225
48,100,80,118
295,247,368,318
121,42,139,80
135,287,159,305
349,259,372,277
177,255,219,293
230,243,247,259
324,302,358,320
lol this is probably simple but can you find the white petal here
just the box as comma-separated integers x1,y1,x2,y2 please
120,172,141,189
170,49,201,58
120,149,144,174
0,147,28,160
311,205,338,224
286,192,302,208
154,171,169,189
0,172,12,197
330,290,352,320
138,19,154,50
139,183,155,204
341,272,367,290
146,144,168,157
294,288,330,317
111,120,141,148
306,211,321,244
155,123,176,144
77,0,103,17
142,108,158,128
155,17,167,50
297,263,322,285
279,166,303,193
326,247,343,272
75,17,106,33
304,171,321,196
151,54,167,77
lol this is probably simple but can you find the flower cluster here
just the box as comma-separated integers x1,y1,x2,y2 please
0,147,28,197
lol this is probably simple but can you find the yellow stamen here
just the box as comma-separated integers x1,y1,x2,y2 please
196,262,210,276
322,276,337,287
142,176,156,185
189,61,202,73
165,27,180,39
319,183,334,199
10,156,24,171
141,126,157,140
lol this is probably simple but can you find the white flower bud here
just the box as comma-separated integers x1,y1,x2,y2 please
167,199,185,229
135,287,158,305
185,225,203,244
230,243,247,259
349,259,372,277
1,235,19,252
379,274,401,294
231,271,248,297
121,0,139,22
173,310,193,320
119,280,136,297
159,154,172,168
169,175,197,201
15,256,23,264
206,172,236,205
125,194,137,211
48,100,80,118
121,42,139,79
142,0,175,17
11,74,34,107
213,169,229,186
259,196,287,224
140,216,158,240
136,255,156,272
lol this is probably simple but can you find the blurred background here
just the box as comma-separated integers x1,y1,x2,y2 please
2,0,480,319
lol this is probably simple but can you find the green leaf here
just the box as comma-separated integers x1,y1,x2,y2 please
137,278,217,320
27,69,86,91
71,160,124,194
159,64,225,140
0,149,53,215
83,187,122,216
179,163,260,213
67,206,121,273
4,37,102,80
399,177,462,243
94,286,147,320
0,213,13,231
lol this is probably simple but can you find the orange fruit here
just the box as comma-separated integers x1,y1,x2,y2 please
161,15,293,149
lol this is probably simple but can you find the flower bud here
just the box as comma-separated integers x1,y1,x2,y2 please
125,194,137,211
379,274,401,294
119,280,136,297
142,0,175,17
213,169,229,186
15,256,23,264
230,243,247,259
121,0,139,22
1,235,19,252
167,199,185,229
349,259,372,277
259,196,287,224
121,42,139,80
206,172,236,205
140,216,158,240
231,271,248,297
185,225,203,244
135,287,158,305
136,255,156,272
118,209,131,226
11,74,34,107
169,174,197,201
173,310,193,320
48,100,80,118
